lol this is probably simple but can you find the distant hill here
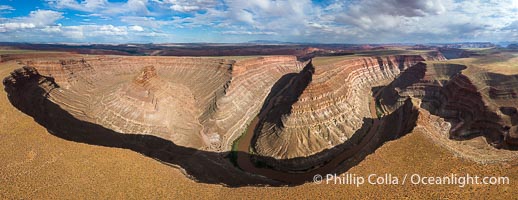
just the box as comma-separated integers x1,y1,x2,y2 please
430,42,496,49
247,40,291,44
507,44,518,49
497,41,518,47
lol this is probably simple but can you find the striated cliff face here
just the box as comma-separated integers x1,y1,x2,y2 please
6,51,518,185
253,55,427,160
201,56,306,151
3,66,59,96
378,63,518,150
4,56,303,151
2,55,440,161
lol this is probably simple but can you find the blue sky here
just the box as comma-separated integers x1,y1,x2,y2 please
0,0,517,43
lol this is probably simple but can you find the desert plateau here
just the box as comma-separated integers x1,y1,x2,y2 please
2,0,518,199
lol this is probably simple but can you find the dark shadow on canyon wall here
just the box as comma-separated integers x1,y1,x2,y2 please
257,61,315,128
4,65,423,187
249,61,315,167
483,72,518,99
376,62,518,149
379,63,467,107
257,73,298,115
246,98,419,176
375,55,414,71
379,62,428,106
438,48,469,59
409,75,506,147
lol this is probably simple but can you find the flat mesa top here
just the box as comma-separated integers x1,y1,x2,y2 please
312,49,433,66
430,49,518,75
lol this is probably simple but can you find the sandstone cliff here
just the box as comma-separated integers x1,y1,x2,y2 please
379,62,518,150
253,55,427,160
5,52,518,185
6,56,303,150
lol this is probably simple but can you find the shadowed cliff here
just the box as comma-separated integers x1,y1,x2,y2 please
3,65,425,186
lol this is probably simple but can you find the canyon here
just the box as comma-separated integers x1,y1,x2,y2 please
2,49,518,186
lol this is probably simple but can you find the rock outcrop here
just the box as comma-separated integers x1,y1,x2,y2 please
378,63,518,149
507,44,518,49
253,55,427,161
5,56,302,150
200,56,306,151
5,51,517,185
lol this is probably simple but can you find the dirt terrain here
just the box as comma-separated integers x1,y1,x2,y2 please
1,47,518,198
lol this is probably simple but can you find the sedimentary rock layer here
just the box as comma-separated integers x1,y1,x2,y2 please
379,63,518,149
201,56,306,151
4,56,303,150
5,52,518,185
253,55,428,160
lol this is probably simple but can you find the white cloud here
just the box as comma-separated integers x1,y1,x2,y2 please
42,24,63,33
47,0,152,15
172,0,315,37
332,0,448,31
0,10,63,32
27,10,64,26
3,0,518,43
322,0,518,42
130,25,144,31
46,0,108,12
75,13,111,20
160,0,218,12
104,0,151,15
170,4,199,12
2,23,36,30
42,24,142,40
0,5,15,11
120,16,170,28
64,24,128,39
0,9,165,43
222,30,277,35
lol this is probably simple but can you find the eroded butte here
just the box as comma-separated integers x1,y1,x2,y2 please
3,51,518,186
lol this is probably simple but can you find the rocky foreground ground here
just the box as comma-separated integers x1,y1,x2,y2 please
1,48,518,198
